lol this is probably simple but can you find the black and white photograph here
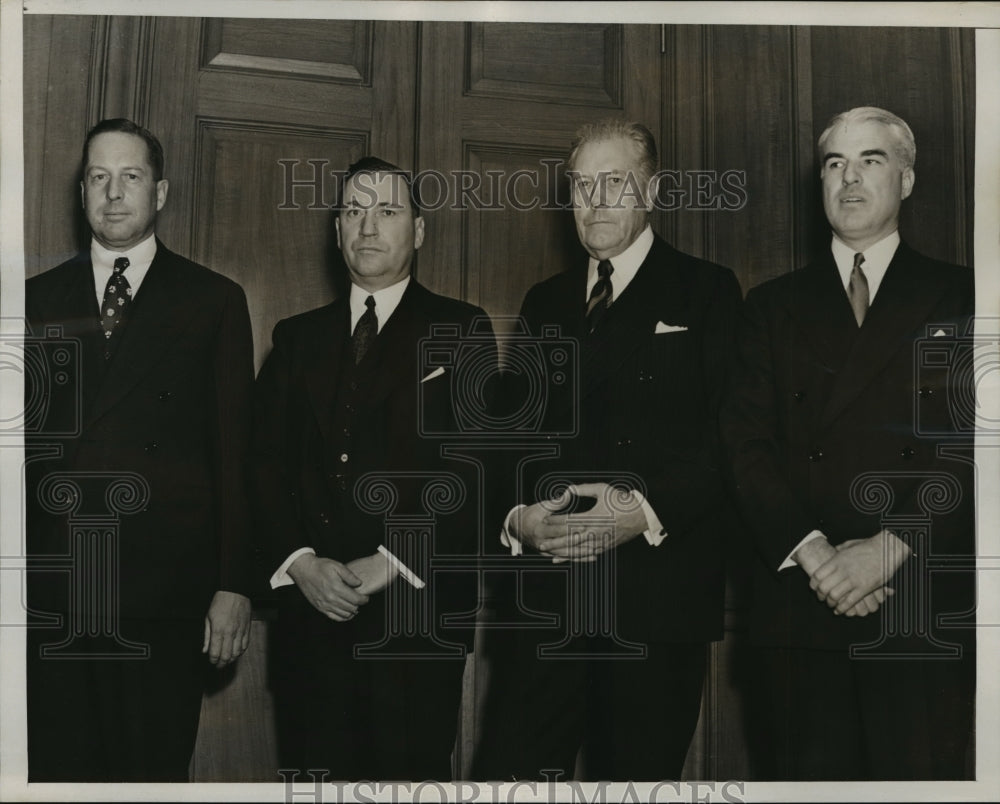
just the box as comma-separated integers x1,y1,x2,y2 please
1,1,998,801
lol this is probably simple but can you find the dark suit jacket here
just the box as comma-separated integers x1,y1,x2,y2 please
252,279,495,642
509,233,743,644
723,241,975,650
25,240,255,621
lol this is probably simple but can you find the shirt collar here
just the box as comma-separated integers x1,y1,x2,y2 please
830,230,900,302
90,233,157,305
349,275,410,333
90,232,157,274
585,224,654,301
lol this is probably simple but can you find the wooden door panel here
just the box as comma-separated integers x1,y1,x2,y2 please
192,121,364,362
201,18,372,81
467,22,623,107
143,18,417,368
463,143,583,326
418,22,660,312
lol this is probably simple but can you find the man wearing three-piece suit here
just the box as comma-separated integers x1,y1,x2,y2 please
473,120,743,781
723,106,975,780
24,118,254,781
254,157,495,780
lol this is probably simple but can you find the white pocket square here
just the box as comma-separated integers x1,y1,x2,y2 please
655,321,688,334
932,329,948,338
421,366,446,383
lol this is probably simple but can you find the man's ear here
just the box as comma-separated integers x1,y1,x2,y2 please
155,179,169,211
643,174,658,212
413,216,425,250
900,166,915,201
335,217,342,250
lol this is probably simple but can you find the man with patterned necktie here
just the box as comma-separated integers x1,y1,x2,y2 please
723,106,975,779
474,119,742,781
24,118,255,781
254,156,496,780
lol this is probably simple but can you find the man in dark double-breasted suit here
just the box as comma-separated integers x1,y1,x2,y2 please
25,118,254,782
254,157,495,781
723,106,975,780
473,120,742,781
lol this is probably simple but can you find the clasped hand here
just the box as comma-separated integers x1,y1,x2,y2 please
286,550,393,622
511,482,648,562
807,530,911,616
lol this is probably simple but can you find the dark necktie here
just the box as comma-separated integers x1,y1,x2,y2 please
101,256,132,340
586,259,614,333
848,252,869,327
352,295,377,364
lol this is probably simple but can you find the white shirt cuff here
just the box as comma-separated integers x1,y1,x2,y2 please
500,505,526,556
778,530,826,571
270,546,316,588
630,489,666,546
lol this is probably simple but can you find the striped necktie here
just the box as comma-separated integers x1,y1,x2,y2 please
586,259,614,333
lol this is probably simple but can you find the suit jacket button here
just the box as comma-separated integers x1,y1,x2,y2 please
144,441,158,452
900,446,915,460
104,351,112,360
158,391,172,401
340,453,349,463
808,449,823,462
793,391,805,402
918,386,933,399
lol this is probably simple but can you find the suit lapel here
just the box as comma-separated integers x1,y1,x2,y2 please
84,243,198,428
582,237,688,397
786,252,860,378
821,242,949,427
304,300,350,442
302,281,427,440
362,280,429,407
37,254,107,419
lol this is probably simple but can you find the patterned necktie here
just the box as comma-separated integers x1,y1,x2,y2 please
101,256,132,341
586,259,614,333
352,295,377,364
847,252,869,326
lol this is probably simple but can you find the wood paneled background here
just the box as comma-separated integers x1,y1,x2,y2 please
22,16,976,782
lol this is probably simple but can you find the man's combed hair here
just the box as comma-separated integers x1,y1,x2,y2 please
567,119,658,186
82,118,165,181
817,106,916,169
339,155,423,214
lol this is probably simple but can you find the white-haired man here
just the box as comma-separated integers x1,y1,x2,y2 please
724,106,975,779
